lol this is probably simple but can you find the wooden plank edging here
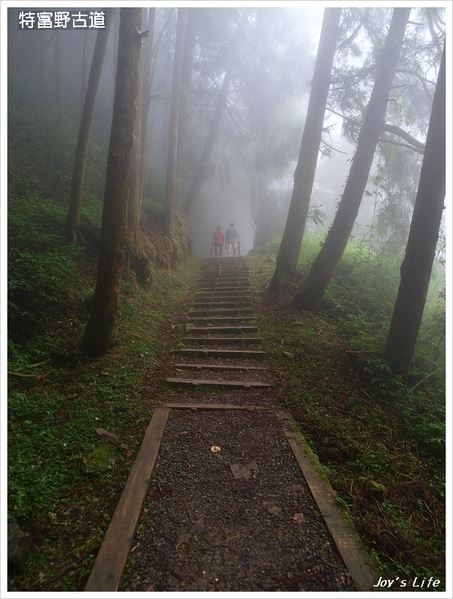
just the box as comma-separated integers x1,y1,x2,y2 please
85,407,170,591
284,429,376,591
164,402,266,410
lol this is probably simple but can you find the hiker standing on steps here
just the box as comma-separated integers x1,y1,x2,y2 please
212,226,224,257
225,223,240,256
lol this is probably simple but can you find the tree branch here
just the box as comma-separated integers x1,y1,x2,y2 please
382,124,425,152
325,106,425,153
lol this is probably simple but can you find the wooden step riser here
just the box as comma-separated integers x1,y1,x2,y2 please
197,287,251,291
189,310,255,316
182,338,262,345
185,326,258,333
201,277,249,282
173,349,266,357
195,292,253,297
173,363,267,371
165,377,271,388
192,303,254,309
186,316,257,323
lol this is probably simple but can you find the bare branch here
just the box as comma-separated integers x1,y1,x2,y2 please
382,124,425,152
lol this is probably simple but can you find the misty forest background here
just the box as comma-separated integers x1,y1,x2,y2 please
8,6,446,591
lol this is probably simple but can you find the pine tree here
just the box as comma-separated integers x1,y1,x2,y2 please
66,20,110,242
384,46,445,374
83,8,144,356
294,8,410,310
269,8,341,293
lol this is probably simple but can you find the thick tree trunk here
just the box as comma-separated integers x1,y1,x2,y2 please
294,8,410,310
183,70,231,216
83,8,143,356
177,10,197,205
138,8,156,206
66,22,110,242
127,9,145,250
269,8,341,294
384,47,445,374
55,31,64,125
165,9,188,232
112,9,119,83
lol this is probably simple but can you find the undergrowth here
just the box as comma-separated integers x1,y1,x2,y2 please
248,245,445,587
8,192,198,590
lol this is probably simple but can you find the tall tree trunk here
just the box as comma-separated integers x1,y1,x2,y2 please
183,70,231,216
177,10,197,206
83,8,143,356
112,9,119,83
39,31,49,111
269,8,341,294
55,31,64,125
384,47,445,374
66,22,110,242
127,9,145,250
294,8,410,310
165,9,188,232
138,8,156,206
80,31,88,113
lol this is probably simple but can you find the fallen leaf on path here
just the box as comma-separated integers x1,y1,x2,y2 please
293,512,305,524
210,445,221,453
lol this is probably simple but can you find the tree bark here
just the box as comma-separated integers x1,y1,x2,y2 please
269,9,341,294
384,47,445,374
55,31,64,125
83,8,143,356
165,8,188,232
177,10,197,206
138,8,156,206
66,22,110,242
127,9,145,249
183,70,232,216
294,8,410,310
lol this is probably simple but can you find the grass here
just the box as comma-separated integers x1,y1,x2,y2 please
247,244,445,587
8,192,199,591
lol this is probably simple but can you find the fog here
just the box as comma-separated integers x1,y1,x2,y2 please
8,6,443,256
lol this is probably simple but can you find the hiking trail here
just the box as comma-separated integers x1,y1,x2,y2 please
85,257,375,592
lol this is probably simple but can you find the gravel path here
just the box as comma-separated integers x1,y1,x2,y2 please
114,257,356,591
121,409,354,592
